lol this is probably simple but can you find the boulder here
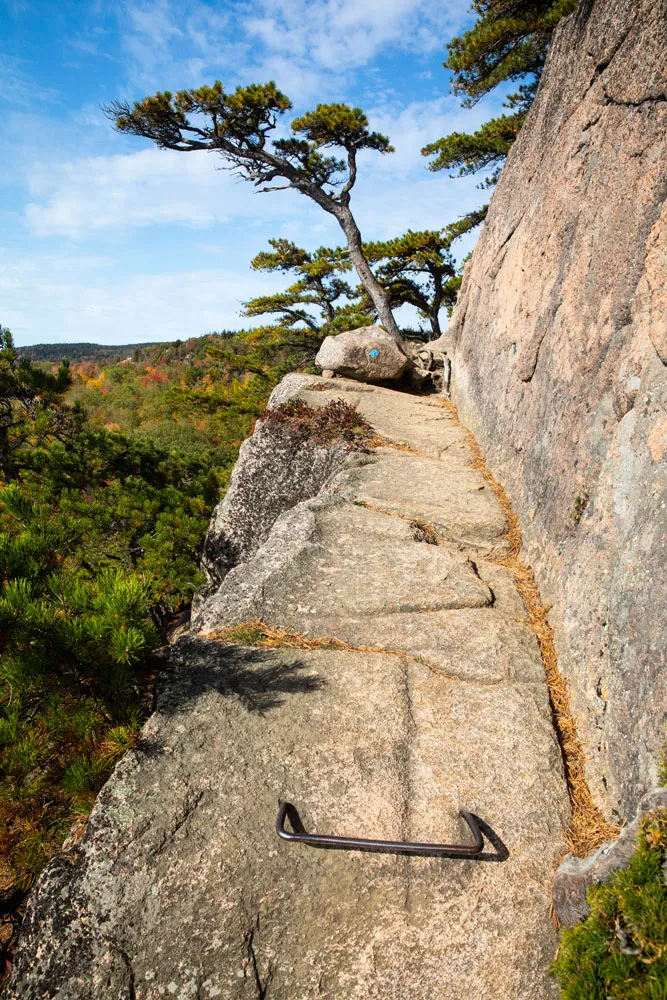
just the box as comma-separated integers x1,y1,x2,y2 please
315,325,409,382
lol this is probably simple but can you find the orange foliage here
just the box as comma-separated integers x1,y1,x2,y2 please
141,366,169,387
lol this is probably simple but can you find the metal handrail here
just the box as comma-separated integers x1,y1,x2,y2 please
276,801,484,857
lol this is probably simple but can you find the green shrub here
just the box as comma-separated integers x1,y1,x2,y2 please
551,810,667,999
0,324,289,950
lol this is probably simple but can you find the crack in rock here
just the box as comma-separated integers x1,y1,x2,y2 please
109,942,137,1000
244,920,273,1000
149,788,204,857
602,83,667,107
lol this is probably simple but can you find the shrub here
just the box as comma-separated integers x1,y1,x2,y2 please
551,810,667,999
260,399,373,447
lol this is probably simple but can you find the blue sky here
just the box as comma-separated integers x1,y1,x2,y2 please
1,0,505,346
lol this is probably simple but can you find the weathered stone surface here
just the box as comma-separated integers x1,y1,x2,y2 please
193,495,494,633
448,0,667,820
401,338,450,394
553,788,667,927
315,325,409,382
276,607,546,685
193,413,353,612
335,448,512,558
8,641,568,1000
9,375,570,999
269,374,471,461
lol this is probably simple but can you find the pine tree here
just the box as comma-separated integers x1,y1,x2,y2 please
243,239,356,331
0,326,74,480
241,239,374,348
105,86,403,341
362,209,487,338
422,0,576,186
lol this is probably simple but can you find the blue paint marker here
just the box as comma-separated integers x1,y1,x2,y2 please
369,349,380,358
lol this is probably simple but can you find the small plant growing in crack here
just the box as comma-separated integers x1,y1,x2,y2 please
410,519,440,545
260,399,374,448
571,489,590,523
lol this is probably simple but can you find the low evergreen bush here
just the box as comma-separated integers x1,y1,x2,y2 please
0,323,293,955
551,810,667,999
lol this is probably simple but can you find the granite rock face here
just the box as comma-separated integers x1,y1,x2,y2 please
315,325,409,382
8,376,570,1000
194,413,352,612
449,0,667,821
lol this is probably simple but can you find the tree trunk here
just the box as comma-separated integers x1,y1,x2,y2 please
0,425,13,482
429,269,444,340
333,205,403,345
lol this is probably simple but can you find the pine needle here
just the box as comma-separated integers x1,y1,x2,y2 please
439,398,620,856
204,622,458,682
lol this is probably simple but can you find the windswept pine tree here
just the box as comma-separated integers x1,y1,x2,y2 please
242,209,486,346
105,86,404,342
422,0,577,187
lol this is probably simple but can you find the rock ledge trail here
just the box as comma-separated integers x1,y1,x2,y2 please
8,375,572,1000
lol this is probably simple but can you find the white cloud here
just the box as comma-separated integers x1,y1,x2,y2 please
243,0,433,70
24,146,318,236
119,0,468,98
119,0,239,91
362,96,491,176
0,250,284,345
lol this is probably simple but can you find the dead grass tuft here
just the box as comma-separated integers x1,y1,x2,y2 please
509,561,620,855
440,398,619,856
369,434,438,460
261,399,373,448
206,621,353,652
204,621,458,682
411,519,440,545
352,499,441,545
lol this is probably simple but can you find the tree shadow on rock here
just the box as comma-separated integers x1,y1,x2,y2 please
150,636,326,719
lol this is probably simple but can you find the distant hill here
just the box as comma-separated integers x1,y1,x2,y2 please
17,342,163,363
17,332,240,365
